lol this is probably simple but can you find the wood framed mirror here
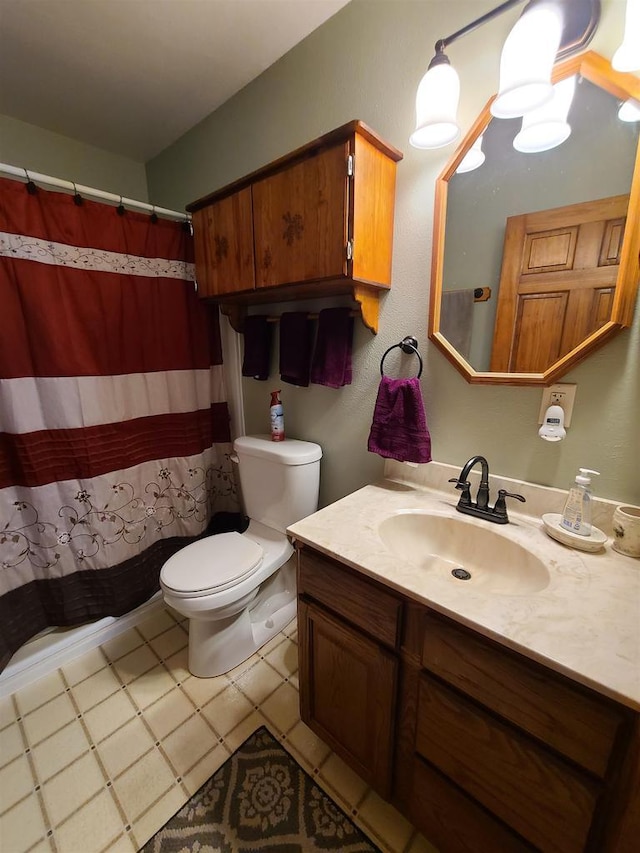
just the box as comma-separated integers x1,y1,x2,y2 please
429,51,640,386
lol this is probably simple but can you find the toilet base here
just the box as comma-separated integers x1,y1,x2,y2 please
187,558,297,678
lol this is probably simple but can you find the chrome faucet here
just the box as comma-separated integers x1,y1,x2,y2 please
448,455,525,524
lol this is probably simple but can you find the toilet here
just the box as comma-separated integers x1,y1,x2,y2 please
160,435,322,677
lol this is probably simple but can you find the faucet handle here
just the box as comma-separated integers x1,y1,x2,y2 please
449,478,472,507
493,489,526,521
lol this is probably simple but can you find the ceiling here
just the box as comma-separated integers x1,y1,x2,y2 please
0,0,351,162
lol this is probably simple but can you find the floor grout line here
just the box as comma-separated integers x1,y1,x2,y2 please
1,615,425,853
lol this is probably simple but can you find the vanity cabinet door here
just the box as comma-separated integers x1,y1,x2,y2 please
415,674,600,853
252,144,349,289
192,188,255,296
408,756,534,853
298,598,397,798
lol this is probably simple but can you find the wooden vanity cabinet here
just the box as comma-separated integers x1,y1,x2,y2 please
296,544,639,853
297,546,402,798
187,121,403,333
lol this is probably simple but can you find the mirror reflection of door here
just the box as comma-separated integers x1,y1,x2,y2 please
490,195,627,372
437,57,640,379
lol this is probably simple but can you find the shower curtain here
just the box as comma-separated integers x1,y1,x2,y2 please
0,177,237,671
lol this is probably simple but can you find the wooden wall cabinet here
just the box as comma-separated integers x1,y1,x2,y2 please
187,121,403,333
296,544,640,853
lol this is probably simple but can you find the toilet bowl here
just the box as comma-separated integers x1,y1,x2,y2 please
160,435,321,677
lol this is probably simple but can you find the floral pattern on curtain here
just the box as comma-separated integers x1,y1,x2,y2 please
0,177,237,670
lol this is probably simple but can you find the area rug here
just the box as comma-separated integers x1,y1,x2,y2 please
142,726,381,852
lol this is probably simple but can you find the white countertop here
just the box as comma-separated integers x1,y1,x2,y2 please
288,469,640,711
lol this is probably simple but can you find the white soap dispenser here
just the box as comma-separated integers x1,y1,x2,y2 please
560,468,600,536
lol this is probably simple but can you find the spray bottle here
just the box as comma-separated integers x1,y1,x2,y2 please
270,390,285,442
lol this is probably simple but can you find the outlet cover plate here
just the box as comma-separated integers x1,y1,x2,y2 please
539,384,577,428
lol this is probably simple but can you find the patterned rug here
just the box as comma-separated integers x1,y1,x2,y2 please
142,726,381,852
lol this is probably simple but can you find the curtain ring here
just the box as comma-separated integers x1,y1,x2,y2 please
150,205,158,224
116,195,126,216
24,168,38,195
72,181,83,206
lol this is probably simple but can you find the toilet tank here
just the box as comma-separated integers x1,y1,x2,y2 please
233,435,322,533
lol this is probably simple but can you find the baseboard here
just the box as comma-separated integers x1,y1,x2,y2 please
0,592,164,698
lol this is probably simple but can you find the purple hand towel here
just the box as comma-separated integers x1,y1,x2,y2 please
279,311,313,386
367,376,432,464
242,315,272,381
310,307,354,388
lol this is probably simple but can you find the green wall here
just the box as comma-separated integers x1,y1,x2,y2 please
147,0,639,507
0,114,148,200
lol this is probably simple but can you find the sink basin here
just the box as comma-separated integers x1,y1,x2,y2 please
378,510,550,595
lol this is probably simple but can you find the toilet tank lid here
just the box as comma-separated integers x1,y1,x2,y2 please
234,435,322,465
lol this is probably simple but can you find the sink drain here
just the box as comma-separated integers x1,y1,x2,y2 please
451,567,471,581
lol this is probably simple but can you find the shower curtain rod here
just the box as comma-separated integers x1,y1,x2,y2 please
0,162,190,222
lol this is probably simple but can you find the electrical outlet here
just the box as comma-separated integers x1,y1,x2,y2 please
538,384,577,427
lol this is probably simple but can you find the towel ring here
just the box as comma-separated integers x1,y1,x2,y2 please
380,336,423,378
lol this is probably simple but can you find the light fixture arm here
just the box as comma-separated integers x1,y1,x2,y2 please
435,0,525,54
432,0,600,60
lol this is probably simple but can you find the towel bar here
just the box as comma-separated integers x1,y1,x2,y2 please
380,336,423,378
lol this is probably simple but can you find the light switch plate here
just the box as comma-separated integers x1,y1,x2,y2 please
538,384,577,428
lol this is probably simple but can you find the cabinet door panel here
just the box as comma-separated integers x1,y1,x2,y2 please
409,758,534,853
298,599,397,797
491,195,628,372
253,145,348,288
415,675,599,853
298,548,401,648
422,613,623,777
192,188,255,296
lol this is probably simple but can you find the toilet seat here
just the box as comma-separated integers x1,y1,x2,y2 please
160,532,264,598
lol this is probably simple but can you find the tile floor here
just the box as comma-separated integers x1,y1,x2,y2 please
0,607,436,853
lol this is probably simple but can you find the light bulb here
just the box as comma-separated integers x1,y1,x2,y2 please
410,56,461,149
612,0,640,72
513,76,576,153
618,98,640,122
491,2,563,120
456,134,486,173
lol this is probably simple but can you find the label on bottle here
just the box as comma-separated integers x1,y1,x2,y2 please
560,487,590,535
270,404,285,441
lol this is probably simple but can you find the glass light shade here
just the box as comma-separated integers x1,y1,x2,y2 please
513,75,576,153
491,2,564,119
410,61,461,149
456,134,486,173
618,98,640,122
612,0,640,72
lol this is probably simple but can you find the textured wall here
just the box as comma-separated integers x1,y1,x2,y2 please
0,114,148,200
147,0,639,507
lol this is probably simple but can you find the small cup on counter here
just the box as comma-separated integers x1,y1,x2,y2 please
612,505,640,558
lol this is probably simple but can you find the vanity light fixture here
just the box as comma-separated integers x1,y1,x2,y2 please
410,47,461,149
410,0,600,151
618,97,640,122
513,75,576,152
456,134,486,172
612,0,640,72
491,1,563,119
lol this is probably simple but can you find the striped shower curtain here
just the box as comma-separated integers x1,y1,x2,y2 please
0,177,237,670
